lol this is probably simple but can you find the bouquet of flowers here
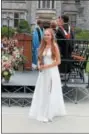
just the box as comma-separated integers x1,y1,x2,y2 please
12,47,27,70
1,54,14,82
1,38,27,82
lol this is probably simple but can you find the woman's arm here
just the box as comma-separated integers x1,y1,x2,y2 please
37,60,43,71
40,43,61,70
37,60,41,69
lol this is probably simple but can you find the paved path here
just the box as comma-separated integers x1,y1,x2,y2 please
2,100,89,133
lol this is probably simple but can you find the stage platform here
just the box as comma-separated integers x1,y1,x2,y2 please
2,71,38,86
1,71,89,106
2,70,89,86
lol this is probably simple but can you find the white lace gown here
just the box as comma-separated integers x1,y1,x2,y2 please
29,48,66,121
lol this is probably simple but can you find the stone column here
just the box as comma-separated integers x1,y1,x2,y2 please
56,1,62,18
30,1,37,26
26,1,32,25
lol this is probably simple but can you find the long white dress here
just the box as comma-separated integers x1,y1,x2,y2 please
29,48,66,122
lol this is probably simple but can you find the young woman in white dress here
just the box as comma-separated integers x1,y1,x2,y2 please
29,28,66,122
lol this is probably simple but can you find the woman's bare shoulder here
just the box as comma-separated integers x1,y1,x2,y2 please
54,42,59,50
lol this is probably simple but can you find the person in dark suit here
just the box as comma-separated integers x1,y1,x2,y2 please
56,15,74,73
50,20,57,39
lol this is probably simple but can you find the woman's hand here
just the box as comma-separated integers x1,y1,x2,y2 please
38,65,44,71
38,64,51,70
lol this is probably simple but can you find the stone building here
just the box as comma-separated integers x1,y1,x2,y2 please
1,0,89,29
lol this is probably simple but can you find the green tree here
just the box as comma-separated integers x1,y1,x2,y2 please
17,19,31,33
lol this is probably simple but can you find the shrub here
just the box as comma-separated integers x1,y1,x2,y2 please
75,27,89,40
17,19,31,33
1,26,16,38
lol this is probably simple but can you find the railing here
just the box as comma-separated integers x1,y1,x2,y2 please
56,39,89,85
55,39,89,103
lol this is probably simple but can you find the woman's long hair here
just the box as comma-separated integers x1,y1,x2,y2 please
38,28,56,64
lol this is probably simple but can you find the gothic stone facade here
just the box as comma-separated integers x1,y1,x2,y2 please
1,0,89,30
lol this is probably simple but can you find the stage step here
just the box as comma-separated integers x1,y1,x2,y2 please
2,93,33,98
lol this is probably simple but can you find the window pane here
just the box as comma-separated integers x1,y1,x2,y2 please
38,0,40,8
52,0,54,8
14,19,19,27
47,0,50,8
14,13,19,18
42,0,46,8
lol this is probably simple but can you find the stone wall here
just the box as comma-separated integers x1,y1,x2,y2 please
1,0,89,30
